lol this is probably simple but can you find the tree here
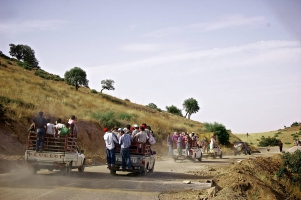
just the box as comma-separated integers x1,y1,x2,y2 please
100,79,115,93
64,67,89,90
147,103,158,109
166,105,183,117
9,44,39,68
183,98,200,119
204,122,230,145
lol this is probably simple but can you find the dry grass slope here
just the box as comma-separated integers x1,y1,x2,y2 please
0,55,238,157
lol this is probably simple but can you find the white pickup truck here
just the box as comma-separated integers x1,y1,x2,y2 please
110,142,155,176
25,132,85,174
172,140,202,162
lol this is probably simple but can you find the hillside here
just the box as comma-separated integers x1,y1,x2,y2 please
0,53,244,162
234,125,301,147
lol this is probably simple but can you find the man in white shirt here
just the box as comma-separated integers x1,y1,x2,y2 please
46,119,55,137
103,127,118,169
133,126,149,143
131,124,139,137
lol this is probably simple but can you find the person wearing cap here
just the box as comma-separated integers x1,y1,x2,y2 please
132,124,139,137
103,127,118,169
33,111,47,152
119,130,133,170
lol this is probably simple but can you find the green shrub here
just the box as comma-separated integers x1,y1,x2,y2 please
156,108,162,112
203,122,230,145
284,142,291,145
124,98,130,102
100,94,125,105
0,51,10,59
17,61,33,70
0,63,7,68
274,132,282,137
258,136,280,147
91,89,98,94
291,122,299,127
277,150,301,184
91,111,119,128
184,122,195,127
7,61,12,65
0,96,35,109
118,112,135,121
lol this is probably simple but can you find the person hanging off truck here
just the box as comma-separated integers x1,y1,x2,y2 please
33,111,47,152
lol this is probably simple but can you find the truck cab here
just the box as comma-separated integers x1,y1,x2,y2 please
25,132,85,174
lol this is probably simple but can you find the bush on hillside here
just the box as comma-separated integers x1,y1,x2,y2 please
118,112,136,121
91,89,98,94
291,122,300,127
124,98,130,102
166,105,183,117
91,111,119,128
100,93,125,105
203,122,230,145
0,51,11,59
34,69,64,81
277,150,301,184
0,95,35,109
258,136,280,147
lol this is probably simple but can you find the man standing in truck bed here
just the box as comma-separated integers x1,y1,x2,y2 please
103,127,119,169
33,111,47,152
119,130,133,170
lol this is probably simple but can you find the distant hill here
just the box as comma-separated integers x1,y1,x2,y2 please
0,53,243,158
234,125,301,147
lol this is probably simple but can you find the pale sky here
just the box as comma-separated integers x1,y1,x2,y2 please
1,0,300,133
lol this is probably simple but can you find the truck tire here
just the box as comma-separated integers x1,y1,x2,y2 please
198,153,202,162
219,152,223,159
110,169,116,175
31,167,38,174
149,162,155,173
140,170,146,176
78,160,85,172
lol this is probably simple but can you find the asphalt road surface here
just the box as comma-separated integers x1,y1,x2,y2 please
0,147,286,200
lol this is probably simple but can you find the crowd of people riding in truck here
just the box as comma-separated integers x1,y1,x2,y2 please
29,111,78,152
103,123,156,172
167,131,220,158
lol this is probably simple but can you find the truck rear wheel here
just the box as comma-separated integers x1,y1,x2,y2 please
78,160,85,172
110,169,116,175
198,153,202,162
140,170,146,176
31,167,38,174
149,163,155,172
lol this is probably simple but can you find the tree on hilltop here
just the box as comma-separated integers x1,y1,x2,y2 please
183,98,200,119
100,79,115,93
9,44,39,69
147,103,158,109
64,67,89,90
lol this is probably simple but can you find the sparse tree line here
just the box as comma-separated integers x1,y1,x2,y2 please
147,97,200,120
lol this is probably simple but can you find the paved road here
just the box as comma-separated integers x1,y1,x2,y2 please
0,148,285,200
